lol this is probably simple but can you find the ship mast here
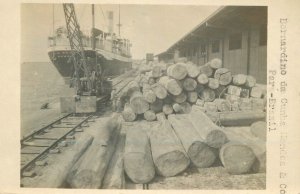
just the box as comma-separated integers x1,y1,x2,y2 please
117,4,121,37
92,4,95,50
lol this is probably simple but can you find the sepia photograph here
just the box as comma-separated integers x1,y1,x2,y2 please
19,4,268,189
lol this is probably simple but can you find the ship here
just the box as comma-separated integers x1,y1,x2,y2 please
47,5,132,81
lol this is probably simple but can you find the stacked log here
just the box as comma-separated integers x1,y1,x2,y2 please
118,58,266,122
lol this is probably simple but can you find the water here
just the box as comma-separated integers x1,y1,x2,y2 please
21,62,73,135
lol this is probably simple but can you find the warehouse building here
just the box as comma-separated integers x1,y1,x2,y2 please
157,6,267,84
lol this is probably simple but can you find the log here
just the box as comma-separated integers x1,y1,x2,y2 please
168,114,217,168
150,99,163,113
151,83,168,99
159,76,182,95
148,77,156,85
219,141,256,174
172,92,187,103
208,78,219,89
251,97,265,111
227,85,242,96
208,110,266,126
144,110,157,121
214,99,231,112
233,74,247,86
240,88,250,98
102,134,126,189
162,104,174,115
130,91,149,114
187,91,198,103
122,103,136,122
124,127,155,183
185,62,200,78
152,65,162,78
163,95,173,104
204,102,218,112
67,117,121,188
250,121,267,141
179,102,192,114
239,98,252,111
22,133,93,188
245,75,256,88
120,81,140,98
197,73,209,85
167,63,187,80
251,86,263,98
182,77,197,91
199,64,213,77
199,88,216,102
209,58,222,69
149,113,190,177
172,103,183,113
195,99,205,107
214,68,232,85
223,127,266,173
143,90,156,103
188,106,228,148
225,93,240,104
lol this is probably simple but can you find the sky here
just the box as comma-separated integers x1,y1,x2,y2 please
21,4,219,62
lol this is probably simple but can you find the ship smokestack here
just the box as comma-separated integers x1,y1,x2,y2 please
107,11,114,34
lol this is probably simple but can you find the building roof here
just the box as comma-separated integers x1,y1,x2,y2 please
156,6,267,57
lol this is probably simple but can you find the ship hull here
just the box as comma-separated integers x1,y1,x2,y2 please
48,48,132,78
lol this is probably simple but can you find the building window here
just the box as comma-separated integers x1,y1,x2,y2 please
212,40,220,53
259,25,267,46
229,33,242,50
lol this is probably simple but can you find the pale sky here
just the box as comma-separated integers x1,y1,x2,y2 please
21,4,219,62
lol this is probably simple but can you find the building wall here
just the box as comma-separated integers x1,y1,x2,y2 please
176,26,266,84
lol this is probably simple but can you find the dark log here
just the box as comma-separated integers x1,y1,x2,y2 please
149,113,190,177
124,127,155,183
150,99,163,113
172,92,187,103
182,77,197,91
187,91,198,103
168,114,217,168
208,110,266,126
199,88,216,102
219,142,256,174
67,116,121,188
199,64,213,77
102,134,126,189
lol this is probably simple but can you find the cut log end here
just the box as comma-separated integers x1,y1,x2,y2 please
206,130,228,148
124,153,155,183
156,150,190,177
188,141,216,168
220,142,256,174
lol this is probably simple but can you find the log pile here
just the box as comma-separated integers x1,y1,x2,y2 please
118,58,266,122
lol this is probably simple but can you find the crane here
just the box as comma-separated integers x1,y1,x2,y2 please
63,3,94,96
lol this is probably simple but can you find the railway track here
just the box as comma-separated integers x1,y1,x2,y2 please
20,113,94,176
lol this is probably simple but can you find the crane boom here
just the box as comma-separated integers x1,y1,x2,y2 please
63,3,92,95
